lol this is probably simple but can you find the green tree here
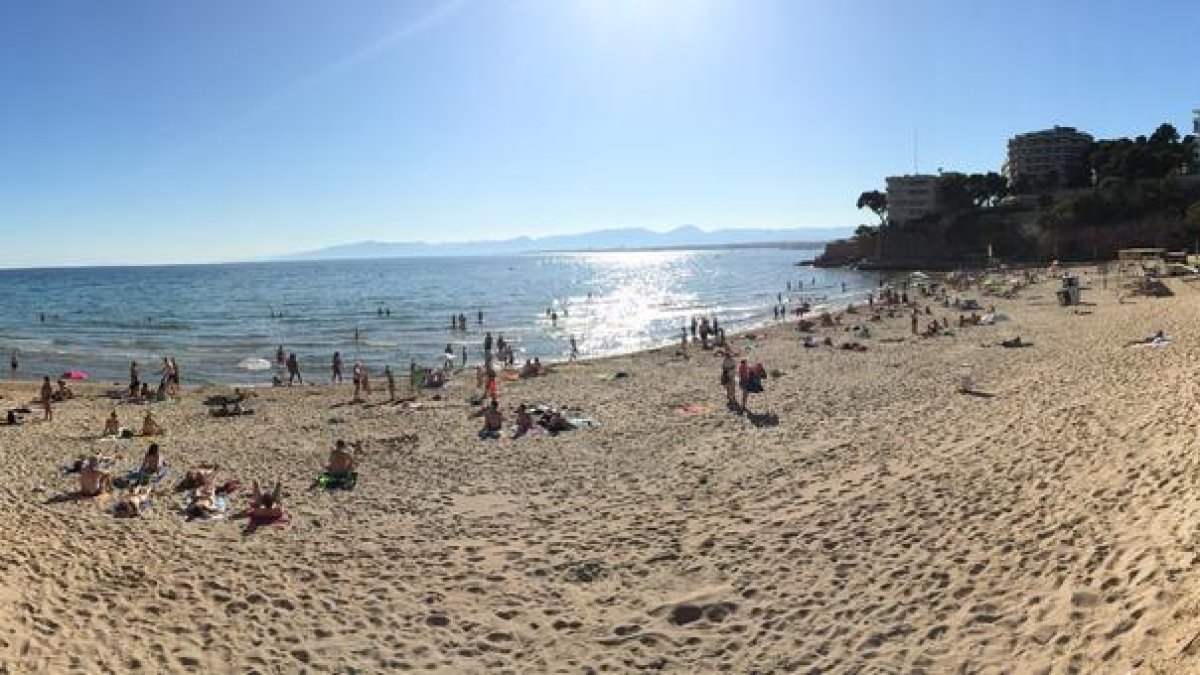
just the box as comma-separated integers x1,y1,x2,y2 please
856,190,888,226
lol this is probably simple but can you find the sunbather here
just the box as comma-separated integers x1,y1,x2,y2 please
177,466,216,491
514,404,534,438
140,442,164,474
1125,330,1167,346
114,485,152,518
249,481,284,521
79,458,113,497
538,410,574,435
479,399,504,439
327,440,357,475
103,411,120,436
185,481,221,520
140,410,162,436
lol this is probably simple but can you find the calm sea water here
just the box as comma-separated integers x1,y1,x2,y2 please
0,250,878,384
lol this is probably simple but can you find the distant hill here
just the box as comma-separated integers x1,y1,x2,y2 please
278,226,853,260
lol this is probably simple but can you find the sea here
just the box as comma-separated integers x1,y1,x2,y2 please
0,249,881,385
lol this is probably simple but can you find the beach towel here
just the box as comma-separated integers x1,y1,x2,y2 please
314,472,357,490
185,494,229,522
124,466,169,487
243,512,290,534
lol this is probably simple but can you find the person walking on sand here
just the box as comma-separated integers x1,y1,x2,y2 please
9,349,17,379
276,345,286,367
332,351,343,383
352,362,363,401
40,376,53,421
569,335,579,361
286,352,302,385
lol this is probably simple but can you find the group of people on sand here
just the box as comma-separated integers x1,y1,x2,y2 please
64,436,363,527
478,398,575,440
686,315,724,351
102,408,162,438
719,351,767,414
128,358,181,401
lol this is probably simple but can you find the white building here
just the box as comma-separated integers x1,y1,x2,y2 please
1194,110,1199,164
886,174,941,225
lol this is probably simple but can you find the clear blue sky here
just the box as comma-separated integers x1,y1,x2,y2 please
1,0,1196,266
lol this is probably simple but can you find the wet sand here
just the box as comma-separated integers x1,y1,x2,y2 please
2,270,1200,672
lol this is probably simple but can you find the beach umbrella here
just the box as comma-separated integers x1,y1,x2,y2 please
61,370,89,380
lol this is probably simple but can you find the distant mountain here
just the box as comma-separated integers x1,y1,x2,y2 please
278,226,852,260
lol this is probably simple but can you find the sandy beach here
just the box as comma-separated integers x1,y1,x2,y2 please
4,270,1200,673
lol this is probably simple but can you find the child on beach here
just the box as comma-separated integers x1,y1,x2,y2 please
39,376,53,421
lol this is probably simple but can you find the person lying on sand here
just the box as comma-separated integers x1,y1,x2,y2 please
103,411,121,436
1125,330,1167,346
80,458,113,497
479,399,504,439
839,341,868,352
538,410,574,435
114,485,152,518
140,410,162,436
176,466,216,492
327,440,357,475
185,481,220,520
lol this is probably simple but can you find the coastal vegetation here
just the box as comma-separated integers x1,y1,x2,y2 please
819,123,1200,267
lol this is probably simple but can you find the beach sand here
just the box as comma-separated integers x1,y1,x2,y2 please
4,271,1200,672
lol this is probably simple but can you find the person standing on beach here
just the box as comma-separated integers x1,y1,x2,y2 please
385,365,395,401
720,353,737,407
276,345,285,367
461,345,467,367
332,351,343,383
129,361,140,398
738,359,765,413
286,353,302,385
352,362,363,400
690,317,698,339
9,349,17,379
569,335,579,361
911,310,919,335
40,376,53,421
483,332,494,361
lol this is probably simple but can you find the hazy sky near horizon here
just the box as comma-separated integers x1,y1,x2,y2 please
1,0,1196,266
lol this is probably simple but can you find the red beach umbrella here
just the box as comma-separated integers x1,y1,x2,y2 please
62,370,90,380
